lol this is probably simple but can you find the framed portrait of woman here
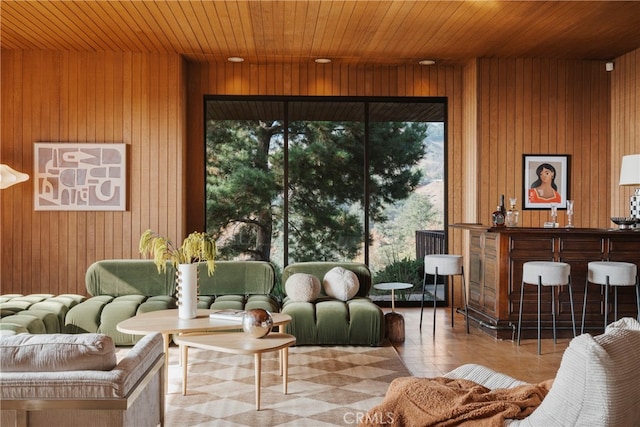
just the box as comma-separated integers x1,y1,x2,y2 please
523,154,570,209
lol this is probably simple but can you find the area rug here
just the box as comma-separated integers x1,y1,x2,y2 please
163,344,411,426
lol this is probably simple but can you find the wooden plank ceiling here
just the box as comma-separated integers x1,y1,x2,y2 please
1,1,639,65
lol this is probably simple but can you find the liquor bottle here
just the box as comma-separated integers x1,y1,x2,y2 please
506,197,519,227
492,195,506,227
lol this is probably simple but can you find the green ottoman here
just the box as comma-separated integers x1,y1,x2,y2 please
19,309,61,333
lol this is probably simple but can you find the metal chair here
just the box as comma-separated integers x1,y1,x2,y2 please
581,261,639,334
517,261,576,355
420,254,469,334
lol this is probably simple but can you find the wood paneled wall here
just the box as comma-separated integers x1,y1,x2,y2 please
474,58,612,229
611,49,640,216
3,48,638,297
0,51,186,295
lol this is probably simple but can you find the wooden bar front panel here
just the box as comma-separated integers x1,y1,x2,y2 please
466,227,640,339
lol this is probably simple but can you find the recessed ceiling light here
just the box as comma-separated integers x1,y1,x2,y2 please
315,58,331,64
227,57,244,63
419,59,436,65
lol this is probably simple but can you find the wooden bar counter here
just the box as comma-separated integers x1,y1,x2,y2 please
453,225,640,340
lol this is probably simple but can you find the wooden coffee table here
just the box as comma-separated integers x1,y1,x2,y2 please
173,332,296,410
116,309,292,392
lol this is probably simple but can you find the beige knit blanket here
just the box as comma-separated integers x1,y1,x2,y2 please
361,376,552,427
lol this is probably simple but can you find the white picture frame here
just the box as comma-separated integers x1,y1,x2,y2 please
34,142,126,211
523,154,570,210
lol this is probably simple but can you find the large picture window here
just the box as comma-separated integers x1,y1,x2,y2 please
205,96,446,302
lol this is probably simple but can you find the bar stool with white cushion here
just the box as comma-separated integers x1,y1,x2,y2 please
581,261,639,334
420,254,469,334
517,261,576,355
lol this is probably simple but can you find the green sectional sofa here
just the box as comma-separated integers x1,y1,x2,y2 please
281,262,384,346
0,294,86,335
2,259,385,347
64,259,279,345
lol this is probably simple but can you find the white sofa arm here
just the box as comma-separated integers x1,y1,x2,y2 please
444,363,529,390
0,333,164,400
1,333,164,427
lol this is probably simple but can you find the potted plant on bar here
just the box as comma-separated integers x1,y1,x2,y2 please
139,229,216,319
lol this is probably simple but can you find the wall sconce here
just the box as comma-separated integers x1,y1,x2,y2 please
619,154,640,222
0,164,30,189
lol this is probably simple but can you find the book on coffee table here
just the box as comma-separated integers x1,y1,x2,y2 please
209,309,245,322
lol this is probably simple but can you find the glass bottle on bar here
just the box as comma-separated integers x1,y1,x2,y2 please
492,195,506,227
506,197,519,227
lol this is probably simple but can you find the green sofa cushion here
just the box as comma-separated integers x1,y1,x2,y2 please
347,298,385,346
138,296,177,312
29,301,70,332
244,295,279,312
64,295,114,334
19,309,61,334
97,296,147,345
85,259,175,297
315,300,350,344
0,300,33,313
0,314,47,334
281,301,318,345
198,261,275,295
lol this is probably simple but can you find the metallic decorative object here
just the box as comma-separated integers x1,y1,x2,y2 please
242,308,273,338
610,217,639,230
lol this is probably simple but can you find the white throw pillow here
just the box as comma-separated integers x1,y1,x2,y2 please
323,267,359,301
285,273,321,302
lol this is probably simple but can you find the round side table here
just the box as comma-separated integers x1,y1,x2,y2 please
374,282,413,343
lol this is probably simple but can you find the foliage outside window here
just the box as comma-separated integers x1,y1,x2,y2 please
205,97,445,302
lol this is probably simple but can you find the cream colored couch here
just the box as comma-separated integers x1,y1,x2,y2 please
446,317,640,426
0,332,164,427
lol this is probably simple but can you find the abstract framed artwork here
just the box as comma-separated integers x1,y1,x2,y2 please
34,143,127,211
523,154,569,210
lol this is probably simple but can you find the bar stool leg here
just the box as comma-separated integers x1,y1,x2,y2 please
450,275,455,328
551,285,557,344
604,278,610,330
462,267,470,334
537,277,542,355
581,277,589,334
517,279,525,345
568,280,576,337
614,284,619,322
433,269,439,335
419,271,427,330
